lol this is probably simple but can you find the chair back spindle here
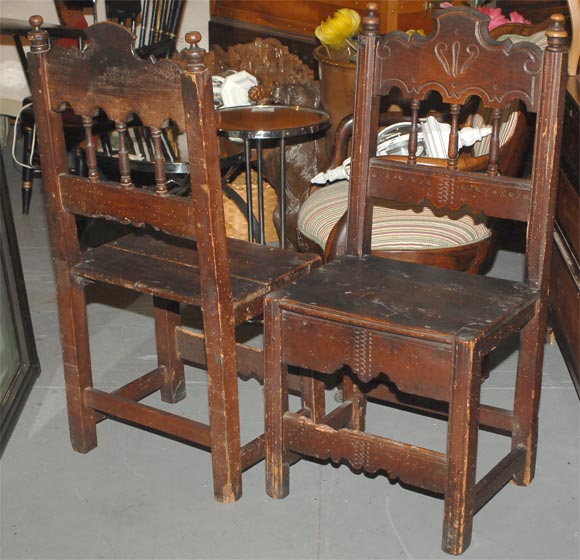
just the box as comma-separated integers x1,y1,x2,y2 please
447,104,460,170
150,126,168,195
82,115,99,181
406,99,420,165
487,108,502,176
115,121,133,188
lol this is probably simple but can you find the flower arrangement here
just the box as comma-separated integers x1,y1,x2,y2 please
314,2,531,61
440,2,530,31
315,8,360,59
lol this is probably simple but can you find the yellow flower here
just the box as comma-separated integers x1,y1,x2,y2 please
315,8,361,50
405,29,426,37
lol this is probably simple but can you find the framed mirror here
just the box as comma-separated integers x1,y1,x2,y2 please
1,150,40,453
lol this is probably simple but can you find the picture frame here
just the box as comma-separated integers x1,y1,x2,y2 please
0,150,40,453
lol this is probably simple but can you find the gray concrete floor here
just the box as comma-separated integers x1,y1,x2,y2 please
1,141,579,560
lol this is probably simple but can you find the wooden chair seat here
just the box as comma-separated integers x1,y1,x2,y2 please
73,232,319,322
272,256,537,339
266,255,538,403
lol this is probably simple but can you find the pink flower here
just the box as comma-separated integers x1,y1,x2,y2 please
477,6,509,31
439,3,532,32
508,11,531,25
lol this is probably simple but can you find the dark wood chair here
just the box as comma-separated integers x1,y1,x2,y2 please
27,16,320,503
264,5,567,554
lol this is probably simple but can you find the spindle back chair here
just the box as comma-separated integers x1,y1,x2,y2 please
264,5,567,554
27,16,319,503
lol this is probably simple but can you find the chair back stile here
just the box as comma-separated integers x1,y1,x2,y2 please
180,34,240,454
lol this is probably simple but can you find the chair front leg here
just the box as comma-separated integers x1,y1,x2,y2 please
60,274,98,453
205,326,242,503
154,297,186,403
265,297,290,499
512,305,547,486
442,339,481,555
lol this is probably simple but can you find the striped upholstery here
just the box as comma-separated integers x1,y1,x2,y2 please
298,181,491,252
299,91,531,253
471,99,520,157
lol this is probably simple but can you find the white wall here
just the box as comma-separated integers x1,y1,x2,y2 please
176,0,210,51
0,1,57,103
0,0,210,105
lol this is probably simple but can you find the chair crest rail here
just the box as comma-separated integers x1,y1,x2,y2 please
374,8,544,111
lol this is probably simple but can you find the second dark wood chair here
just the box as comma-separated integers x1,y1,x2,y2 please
27,17,320,503
264,5,567,554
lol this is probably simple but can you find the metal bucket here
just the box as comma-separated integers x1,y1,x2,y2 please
313,45,356,148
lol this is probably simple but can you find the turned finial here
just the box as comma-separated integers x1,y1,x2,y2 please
362,3,380,36
183,31,206,71
546,14,567,52
28,15,49,52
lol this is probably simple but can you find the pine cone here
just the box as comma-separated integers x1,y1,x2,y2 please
248,85,272,104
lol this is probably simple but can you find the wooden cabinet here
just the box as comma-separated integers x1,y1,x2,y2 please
209,1,435,68
496,0,568,23
549,76,579,396
210,0,434,35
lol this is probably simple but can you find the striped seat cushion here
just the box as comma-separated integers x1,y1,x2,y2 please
471,98,521,157
298,181,491,252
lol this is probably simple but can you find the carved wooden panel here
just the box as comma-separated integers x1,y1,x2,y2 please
43,23,186,129
368,159,531,221
375,8,544,111
280,311,452,401
284,412,448,493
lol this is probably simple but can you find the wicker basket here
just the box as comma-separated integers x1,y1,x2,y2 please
223,170,279,243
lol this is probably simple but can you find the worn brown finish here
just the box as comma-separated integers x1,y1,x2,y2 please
27,17,320,503
264,6,567,555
